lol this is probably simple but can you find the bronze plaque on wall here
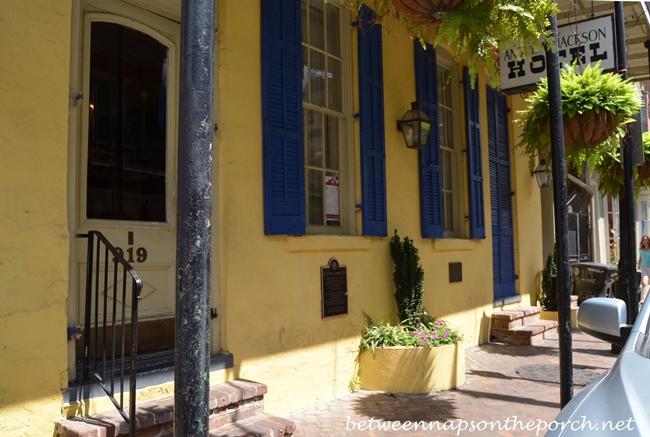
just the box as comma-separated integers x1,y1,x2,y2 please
321,258,348,318
449,262,462,283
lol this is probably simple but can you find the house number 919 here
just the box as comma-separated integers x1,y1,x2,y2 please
115,246,147,263
114,231,147,263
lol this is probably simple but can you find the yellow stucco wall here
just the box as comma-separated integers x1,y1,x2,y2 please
217,1,508,416
0,0,72,435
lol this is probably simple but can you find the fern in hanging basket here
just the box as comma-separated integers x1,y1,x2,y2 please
346,0,558,85
590,131,650,198
516,62,642,173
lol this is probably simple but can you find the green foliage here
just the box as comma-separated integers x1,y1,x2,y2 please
590,131,650,198
516,62,642,174
359,313,462,356
346,0,558,85
348,375,361,392
540,249,558,311
390,230,424,322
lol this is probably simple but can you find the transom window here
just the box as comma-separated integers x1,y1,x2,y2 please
301,0,350,233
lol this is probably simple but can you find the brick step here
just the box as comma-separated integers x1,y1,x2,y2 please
491,306,543,330
210,413,296,437
490,320,559,345
55,379,295,437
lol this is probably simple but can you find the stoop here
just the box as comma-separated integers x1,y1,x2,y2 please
55,379,296,437
490,306,558,345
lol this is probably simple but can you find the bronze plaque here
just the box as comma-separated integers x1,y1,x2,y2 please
321,258,348,318
449,262,462,283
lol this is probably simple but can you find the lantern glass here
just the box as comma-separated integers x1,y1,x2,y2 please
398,102,433,149
533,160,552,187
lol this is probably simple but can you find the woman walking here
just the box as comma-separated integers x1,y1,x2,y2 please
638,235,650,303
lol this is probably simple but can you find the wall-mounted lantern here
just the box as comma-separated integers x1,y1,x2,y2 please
533,159,552,188
397,101,433,149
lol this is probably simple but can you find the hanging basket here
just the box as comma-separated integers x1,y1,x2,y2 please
391,0,464,25
562,110,620,148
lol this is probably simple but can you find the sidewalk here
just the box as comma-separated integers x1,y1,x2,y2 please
287,330,618,437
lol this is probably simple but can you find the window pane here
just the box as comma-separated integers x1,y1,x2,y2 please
308,169,324,225
302,46,309,102
445,192,455,232
87,22,167,222
309,0,325,50
301,0,308,43
307,110,323,167
325,115,339,170
326,3,341,57
443,150,453,190
327,57,342,111
325,171,341,226
310,50,326,106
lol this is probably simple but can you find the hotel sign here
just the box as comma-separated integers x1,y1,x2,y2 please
500,14,616,95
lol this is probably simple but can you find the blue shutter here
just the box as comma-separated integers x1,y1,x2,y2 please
414,42,443,239
487,86,516,299
358,6,387,237
463,67,486,239
261,0,305,235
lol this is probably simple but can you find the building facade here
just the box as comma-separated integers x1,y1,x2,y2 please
0,1,551,435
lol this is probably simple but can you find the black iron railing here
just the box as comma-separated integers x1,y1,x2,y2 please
77,231,142,437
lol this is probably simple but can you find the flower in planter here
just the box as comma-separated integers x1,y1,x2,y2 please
359,313,463,356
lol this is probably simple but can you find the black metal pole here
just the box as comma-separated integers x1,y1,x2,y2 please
546,3,573,407
174,0,214,435
614,2,639,324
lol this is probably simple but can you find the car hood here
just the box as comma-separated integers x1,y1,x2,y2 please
545,343,650,436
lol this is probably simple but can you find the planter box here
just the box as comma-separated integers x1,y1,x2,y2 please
540,309,578,330
358,343,465,393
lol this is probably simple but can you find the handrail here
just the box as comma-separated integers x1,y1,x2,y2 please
77,231,142,437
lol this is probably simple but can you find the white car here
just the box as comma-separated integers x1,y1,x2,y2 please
545,297,650,436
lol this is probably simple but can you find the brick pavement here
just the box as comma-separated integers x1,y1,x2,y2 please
287,330,618,437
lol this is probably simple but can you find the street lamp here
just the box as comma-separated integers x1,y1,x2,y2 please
533,159,552,188
397,101,433,149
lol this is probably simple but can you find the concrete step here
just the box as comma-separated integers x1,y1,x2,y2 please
55,379,295,437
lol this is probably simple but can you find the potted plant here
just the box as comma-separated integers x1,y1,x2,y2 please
347,0,558,84
538,248,578,328
356,231,464,393
517,62,642,174
591,131,650,198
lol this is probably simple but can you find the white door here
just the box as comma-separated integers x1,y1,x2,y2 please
72,0,180,362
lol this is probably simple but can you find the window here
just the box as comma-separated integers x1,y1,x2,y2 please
86,22,168,222
436,55,464,237
415,45,484,240
262,0,386,237
301,0,352,233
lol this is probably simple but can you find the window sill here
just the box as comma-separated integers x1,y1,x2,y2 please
431,238,478,252
286,235,372,252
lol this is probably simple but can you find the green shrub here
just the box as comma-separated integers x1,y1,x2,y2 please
390,230,424,322
540,250,558,311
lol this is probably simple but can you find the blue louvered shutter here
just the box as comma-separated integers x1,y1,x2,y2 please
414,42,443,239
261,0,305,235
358,6,387,237
463,67,486,239
487,86,516,299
